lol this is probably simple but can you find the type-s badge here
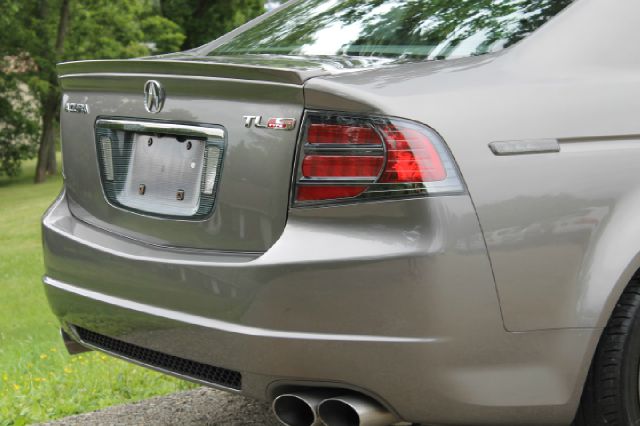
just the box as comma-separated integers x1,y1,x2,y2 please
243,115,296,131
64,103,90,114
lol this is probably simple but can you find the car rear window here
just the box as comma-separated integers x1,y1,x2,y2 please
205,0,574,61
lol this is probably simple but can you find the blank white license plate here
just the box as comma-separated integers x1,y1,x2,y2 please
117,134,206,217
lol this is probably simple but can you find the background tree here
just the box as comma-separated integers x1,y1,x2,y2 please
0,72,40,178
0,3,40,178
160,0,264,50
1,0,267,181
0,0,186,181
35,0,186,182
33,0,71,183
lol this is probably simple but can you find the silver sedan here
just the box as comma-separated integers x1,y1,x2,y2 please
43,0,640,424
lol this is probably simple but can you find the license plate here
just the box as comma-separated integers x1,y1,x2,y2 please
118,134,206,217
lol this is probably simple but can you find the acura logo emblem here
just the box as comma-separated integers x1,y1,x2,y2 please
143,80,165,114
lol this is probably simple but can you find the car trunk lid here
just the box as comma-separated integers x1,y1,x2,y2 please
58,57,336,252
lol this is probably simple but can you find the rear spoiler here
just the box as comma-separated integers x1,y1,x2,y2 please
57,58,328,85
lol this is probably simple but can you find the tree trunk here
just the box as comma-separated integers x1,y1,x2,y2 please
35,0,71,183
34,96,58,182
46,118,57,175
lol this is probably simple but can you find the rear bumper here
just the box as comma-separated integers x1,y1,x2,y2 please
42,190,596,425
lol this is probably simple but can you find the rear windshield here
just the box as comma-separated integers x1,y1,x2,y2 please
205,0,574,61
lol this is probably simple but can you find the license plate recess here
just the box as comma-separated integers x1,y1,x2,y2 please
94,119,225,219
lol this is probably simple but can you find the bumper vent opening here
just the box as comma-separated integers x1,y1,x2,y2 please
74,326,241,390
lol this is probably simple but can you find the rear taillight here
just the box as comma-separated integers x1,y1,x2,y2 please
292,112,464,206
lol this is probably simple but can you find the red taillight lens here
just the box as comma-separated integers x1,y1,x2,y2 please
307,124,380,145
302,155,384,178
379,126,446,183
296,186,367,202
293,113,463,205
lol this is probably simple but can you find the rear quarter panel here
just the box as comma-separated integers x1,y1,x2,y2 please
304,0,640,331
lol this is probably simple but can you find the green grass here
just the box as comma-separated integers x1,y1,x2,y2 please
0,159,195,425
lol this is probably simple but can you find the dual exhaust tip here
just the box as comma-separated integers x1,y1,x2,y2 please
272,391,397,426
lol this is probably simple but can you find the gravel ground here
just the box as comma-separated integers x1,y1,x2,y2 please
42,387,281,426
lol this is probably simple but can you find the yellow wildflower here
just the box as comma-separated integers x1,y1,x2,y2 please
64,367,73,374
40,354,48,360
2,373,7,381
12,384,19,391
50,348,58,353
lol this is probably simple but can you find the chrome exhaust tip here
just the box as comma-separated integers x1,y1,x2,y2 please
318,395,398,426
272,392,326,426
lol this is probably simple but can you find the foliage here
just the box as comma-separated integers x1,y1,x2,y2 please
141,15,187,54
0,2,40,178
0,159,195,425
0,71,40,178
161,0,264,50
0,0,187,179
0,0,267,179
65,1,185,60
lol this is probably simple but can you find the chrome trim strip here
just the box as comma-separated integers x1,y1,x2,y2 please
489,139,560,156
298,177,378,183
44,277,438,344
96,118,225,140
304,144,385,152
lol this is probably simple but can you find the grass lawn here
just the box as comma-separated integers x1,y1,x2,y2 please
0,158,195,425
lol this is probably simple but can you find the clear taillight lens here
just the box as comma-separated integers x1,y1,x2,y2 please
292,112,464,206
